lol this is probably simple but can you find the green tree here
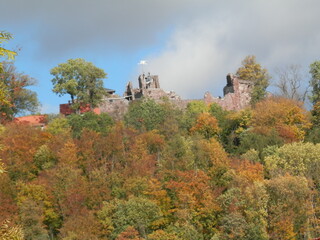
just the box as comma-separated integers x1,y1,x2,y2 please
306,101,320,143
0,32,17,121
181,101,208,131
223,108,253,153
264,142,320,186
0,81,11,117
0,31,16,73
157,100,182,139
238,130,284,158
160,135,194,171
166,222,203,240
236,55,270,104
98,197,162,239
0,62,39,119
67,112,114,138
218,180,269,240
309,60,320,105
33,145,57,171
305,127,320,144
266,175,311,240
208,102,229,128
17,182,61,239
311,101,320,127
50,58,107,110
46,116,71,135
124,99,166,132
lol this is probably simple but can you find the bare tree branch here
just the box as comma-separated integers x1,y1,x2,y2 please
274,64,309,102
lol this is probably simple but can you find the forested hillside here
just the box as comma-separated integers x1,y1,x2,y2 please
1,96,320,240
2,27,320,240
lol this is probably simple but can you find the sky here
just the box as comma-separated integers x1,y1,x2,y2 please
1,0,320,114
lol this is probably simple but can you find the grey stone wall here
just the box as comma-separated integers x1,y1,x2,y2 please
99,98,129,120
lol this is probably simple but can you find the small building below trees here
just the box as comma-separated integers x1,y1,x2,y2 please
14,115,47,129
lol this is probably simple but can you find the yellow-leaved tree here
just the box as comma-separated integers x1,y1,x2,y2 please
0,31,16,72
190,112,220,139
236,55,270,104
252,97,311,142
0,31,17,122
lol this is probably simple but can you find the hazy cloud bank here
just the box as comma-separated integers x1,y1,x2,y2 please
1,0,320,99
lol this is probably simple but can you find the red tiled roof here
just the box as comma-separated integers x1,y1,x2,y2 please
14,115,47,126
60,103,101,115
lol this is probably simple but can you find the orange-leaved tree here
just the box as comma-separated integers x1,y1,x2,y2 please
252,97,311,142
190,112,220,139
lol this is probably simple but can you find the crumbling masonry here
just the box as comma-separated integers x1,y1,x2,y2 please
60,73,254,118
204,73,253,111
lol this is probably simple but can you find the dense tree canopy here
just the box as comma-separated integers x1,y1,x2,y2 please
124,99,167,132
2,96,320,239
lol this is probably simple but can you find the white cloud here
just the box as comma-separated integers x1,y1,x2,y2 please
145,0,320,98
1,0,320,99
147,20,239,98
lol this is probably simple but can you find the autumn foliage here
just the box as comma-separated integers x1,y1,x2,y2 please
0,97,319,240
252,97,311,142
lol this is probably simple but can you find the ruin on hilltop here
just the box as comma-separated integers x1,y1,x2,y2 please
60,73,254,119
204,73,254,111
124,72,181,101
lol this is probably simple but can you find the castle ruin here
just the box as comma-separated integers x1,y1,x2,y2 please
204,73,253,111
124,73,181,101
60,73,254,118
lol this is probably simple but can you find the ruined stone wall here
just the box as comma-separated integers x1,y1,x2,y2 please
204,75,253,111
59,72,253,118
97,73,254,119
142,88,181,101
99,98,129,120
